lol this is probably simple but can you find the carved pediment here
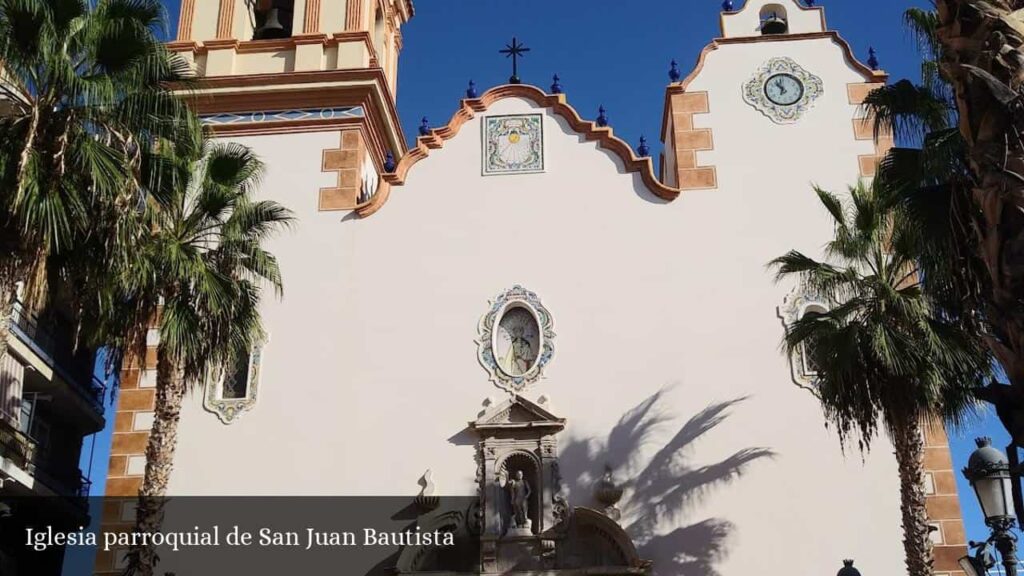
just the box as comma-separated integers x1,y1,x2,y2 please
471,395,565,432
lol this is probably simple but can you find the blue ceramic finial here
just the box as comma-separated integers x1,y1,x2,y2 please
383,151,396,172
722,0,734,11
669,60,681,83
637,136,650,158
868,47,879,70
419,117,431,136
597,106,609,127
466,80,478,99
551,74,563,94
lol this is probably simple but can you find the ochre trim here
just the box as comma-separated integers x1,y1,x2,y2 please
203,38,240,51
848,82,894,177
356,84,681,218
166,40,201,56
319,128,367,211
177,0,196,41
216,0,235,39
346,0,363,30
303,0,321,33
169,31,375,58
660,31,886,143
719,0,827,36
922,422,968,576
663,88,717,191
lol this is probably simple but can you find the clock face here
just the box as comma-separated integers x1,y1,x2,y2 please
743,58,824,124
495,306,540,377
764,74,804,106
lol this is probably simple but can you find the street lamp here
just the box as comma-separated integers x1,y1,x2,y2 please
961,438,1020,576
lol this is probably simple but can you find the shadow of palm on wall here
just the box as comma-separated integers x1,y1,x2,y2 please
560,387,775,576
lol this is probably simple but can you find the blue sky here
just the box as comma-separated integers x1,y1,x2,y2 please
81,0,1007,545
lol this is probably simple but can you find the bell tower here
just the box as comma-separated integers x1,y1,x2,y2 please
659,0,885,191
168,0,413,211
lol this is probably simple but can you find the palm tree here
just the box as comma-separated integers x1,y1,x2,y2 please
0,0,200,360
769,182,991,576
861,6,990,386
874,1,1024,444
99,141,293,576
863,3,1024,451
931,0,1024,401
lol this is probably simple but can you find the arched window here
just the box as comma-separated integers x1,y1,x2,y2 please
372,5,386,67
797,304,827,379
221,350,252,400
778,287,829,391
760,4,789,35
205,342,264,424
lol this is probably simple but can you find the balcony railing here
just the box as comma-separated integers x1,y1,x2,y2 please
0,415,35,470
8,301,106,414
0,418,92,509
32,464,93,506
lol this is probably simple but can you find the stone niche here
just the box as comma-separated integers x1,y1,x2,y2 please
394,395,651,575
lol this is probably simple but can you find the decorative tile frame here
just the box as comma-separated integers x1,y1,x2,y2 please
476,286,555,394
777,283,830,391
200,106,364,126
204,341,265,424
482,114,544,176
743,57,824,124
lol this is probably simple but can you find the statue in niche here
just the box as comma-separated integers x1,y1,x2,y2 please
506,470,532,530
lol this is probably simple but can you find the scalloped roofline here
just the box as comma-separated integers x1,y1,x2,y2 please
356,84,681,218
660,31,888,143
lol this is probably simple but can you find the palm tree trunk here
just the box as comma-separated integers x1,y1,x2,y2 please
129,344,185,576
0,257,30,363
891,416,935,576
0,279,15,363
934,1,1024,418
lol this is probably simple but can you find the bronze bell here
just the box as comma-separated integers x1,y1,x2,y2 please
762,12,789,35
254,7,288,40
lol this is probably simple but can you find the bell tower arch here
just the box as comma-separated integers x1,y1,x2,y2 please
175,1,409,90
167,0,413,212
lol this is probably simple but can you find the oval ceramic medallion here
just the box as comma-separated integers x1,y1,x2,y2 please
477,286,555,393
494,305,542,377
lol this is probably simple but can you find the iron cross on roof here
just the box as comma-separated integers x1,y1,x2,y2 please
500,37,530,85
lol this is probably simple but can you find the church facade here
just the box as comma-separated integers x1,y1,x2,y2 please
96,1,970,575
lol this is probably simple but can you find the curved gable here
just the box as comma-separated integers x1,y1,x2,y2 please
357,85,681,218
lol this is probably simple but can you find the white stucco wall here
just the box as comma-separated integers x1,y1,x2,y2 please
167,33,902,576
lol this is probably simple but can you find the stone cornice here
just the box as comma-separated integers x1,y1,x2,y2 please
172,68,406,172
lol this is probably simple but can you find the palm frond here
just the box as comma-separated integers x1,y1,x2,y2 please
904,7,941,61
862,79,952,143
